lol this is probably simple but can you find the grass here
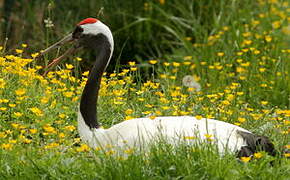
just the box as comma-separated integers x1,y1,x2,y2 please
1,143,288,179
0,0,290,179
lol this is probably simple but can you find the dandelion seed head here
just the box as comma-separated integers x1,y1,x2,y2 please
182,75,201,92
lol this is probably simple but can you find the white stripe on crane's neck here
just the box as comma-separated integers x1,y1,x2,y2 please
77,110,93,143
80,21,114,69
77,109,107,147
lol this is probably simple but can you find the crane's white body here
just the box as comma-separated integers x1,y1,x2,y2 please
78,111,250,153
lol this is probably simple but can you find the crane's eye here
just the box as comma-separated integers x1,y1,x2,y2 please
72,26,84,39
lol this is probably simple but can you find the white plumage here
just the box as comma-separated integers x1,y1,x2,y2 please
78,111,249,154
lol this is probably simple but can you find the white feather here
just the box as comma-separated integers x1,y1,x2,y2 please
78,111,249,154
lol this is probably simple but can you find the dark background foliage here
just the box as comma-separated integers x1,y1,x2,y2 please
0,0,231,66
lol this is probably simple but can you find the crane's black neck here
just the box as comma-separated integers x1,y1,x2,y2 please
79,34,112,129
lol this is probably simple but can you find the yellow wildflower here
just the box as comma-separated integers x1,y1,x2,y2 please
76,144,91,152
63,91,74,98
265,36,272,42
237,52,243,56
15,88,26,96
254,152,263,159
130,67,137,71
253,50,260,55
236,67,246,73
58,113,66,119
125,116,134,120
1,143,13,150
242,32,251,37
163,62,170,66
158,0,165,5
284,153,290,158
9,104,16,108
183,56,192,60
23,139,32,144
160,74,167,79
138,98,145,102
244,40,252,45
75,57,82,61
128,61,136,66
105,150,116,156
222,100,230,105
59,133,65,138
259,68,266,72
260,101,268,105
125,109,133,115
185,37,192,41
11,123,20,129
15,49,23,54
82,71,89,76
204,134,213,141
64,125,76,132
184,136,196,140
237,92,244,96
65,64,74,69
8,140,16,144
31,52,39,58
223,26,229,31
30,107,44,117
43,125,56,133
240,156,251,163
0,79,6,89
44,142,59,149
238,117,246,123
41,97,49,104
272,21,281,29
172,62,180,67
124,148,134,154
29,129,37,134
195,115,203,120
148,60,157,65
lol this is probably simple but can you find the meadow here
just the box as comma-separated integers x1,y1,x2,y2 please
0,0,289,179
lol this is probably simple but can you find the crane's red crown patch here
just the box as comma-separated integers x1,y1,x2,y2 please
78,18,98,25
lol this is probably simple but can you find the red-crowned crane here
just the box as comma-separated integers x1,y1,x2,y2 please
41,18,276,158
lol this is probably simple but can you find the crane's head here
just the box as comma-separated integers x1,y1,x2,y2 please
73,18,113,49
41,18,114,73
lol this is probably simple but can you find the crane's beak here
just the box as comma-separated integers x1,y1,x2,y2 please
41,33,82,75
41,33,73,55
